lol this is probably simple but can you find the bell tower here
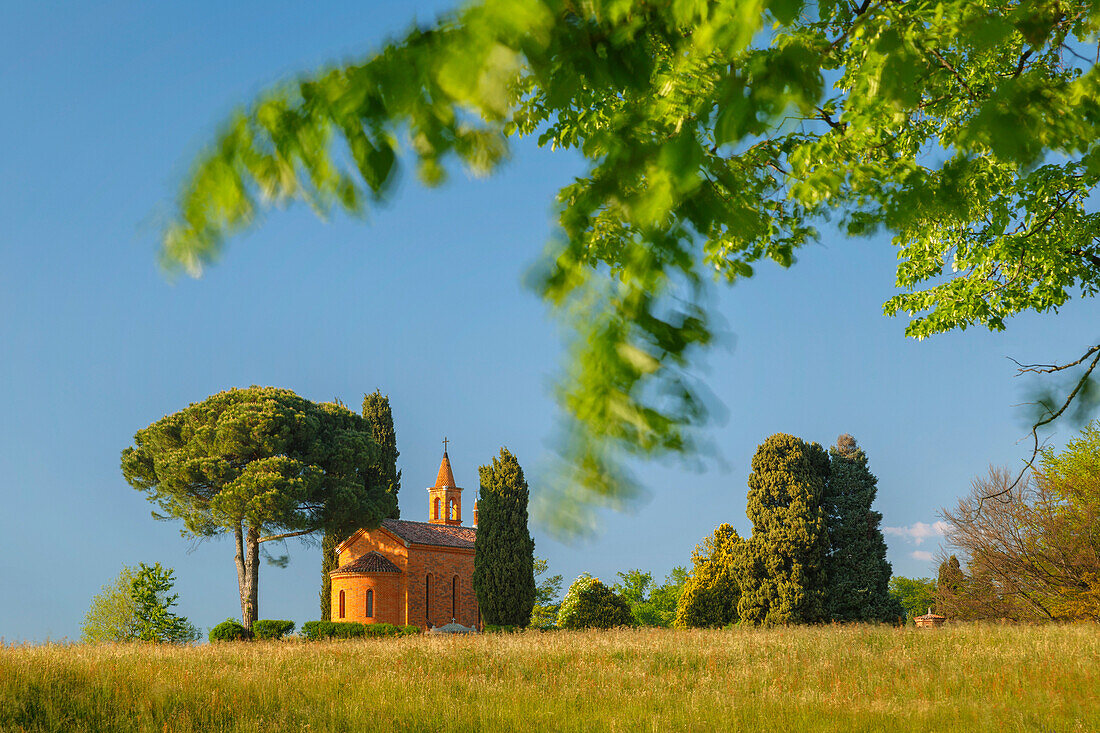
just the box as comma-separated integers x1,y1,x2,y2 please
428,438,462,526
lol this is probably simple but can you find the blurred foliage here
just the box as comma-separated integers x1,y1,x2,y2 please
163,1,1100,527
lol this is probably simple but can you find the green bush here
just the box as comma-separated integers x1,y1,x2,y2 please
208,619,251,642
557,575,633,629
484,624,518,633
252,619,295,640
300,621,419,640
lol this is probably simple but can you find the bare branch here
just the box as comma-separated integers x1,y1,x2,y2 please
979,344,1100,507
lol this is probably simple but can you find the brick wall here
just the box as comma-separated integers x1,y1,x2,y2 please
333,528,480,629
404,545,479,629
330,572,403,625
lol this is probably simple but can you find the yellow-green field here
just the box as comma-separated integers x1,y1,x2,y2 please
2,624,1097,731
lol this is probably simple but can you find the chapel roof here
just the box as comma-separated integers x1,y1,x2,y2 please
434,451,458,489
332,550,401,575
382,518,475,549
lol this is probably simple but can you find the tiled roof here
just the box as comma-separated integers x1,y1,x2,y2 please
382,518,475,549
333,551,401,575
435,452,458,488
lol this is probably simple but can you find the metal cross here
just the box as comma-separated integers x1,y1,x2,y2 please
442,436,449,453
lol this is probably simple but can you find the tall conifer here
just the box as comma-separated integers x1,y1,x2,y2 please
936,554,966,618
822,434,899,622
473,448,536,626
319,391,401,618
737,434,830,625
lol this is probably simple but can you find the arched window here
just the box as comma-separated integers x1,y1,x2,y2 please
449,499,457,520
433,498,440,520
452,576,458,619
425,574,432,622
338,589,345,619
366,589,374,618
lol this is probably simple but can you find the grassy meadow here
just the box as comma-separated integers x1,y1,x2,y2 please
2,624,1097,731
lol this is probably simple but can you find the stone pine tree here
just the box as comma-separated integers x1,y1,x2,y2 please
320,390,401,618
675,523,746,628
822,434,900,622
472,448,536,627
737,434,830,626
122,387,395,631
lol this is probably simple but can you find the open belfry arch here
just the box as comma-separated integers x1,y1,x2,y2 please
429,440,463,525
329,440,481,629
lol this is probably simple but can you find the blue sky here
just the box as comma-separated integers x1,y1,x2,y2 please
2,1,1096,642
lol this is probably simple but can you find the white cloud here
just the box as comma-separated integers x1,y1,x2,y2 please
910,550,934,562
883,520,949,545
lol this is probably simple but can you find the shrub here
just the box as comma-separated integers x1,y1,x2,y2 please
557,575,633,629
209,619,251,642
484,624,518,633
252,619,295,640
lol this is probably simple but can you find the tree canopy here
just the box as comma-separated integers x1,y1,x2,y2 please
121,386,395,628
161,1,1100,515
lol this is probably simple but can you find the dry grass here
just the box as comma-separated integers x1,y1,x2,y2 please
2,624,1097,731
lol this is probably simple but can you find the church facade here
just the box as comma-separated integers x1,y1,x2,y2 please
329,449,481,629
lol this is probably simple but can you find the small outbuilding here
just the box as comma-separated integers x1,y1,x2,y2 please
915,607,946,628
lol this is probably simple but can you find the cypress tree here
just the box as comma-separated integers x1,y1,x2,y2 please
473,447,536,626
936,554,966,618
319,391,401,618
737,434,830,625
822,434,899,622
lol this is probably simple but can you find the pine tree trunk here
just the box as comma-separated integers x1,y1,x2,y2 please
243,525,260,629
234,522,249,628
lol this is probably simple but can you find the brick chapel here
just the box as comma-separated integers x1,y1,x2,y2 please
329,447,481,629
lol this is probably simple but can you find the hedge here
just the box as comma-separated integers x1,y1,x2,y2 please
209,619,251,642
300,621,419,640
252,619,295,640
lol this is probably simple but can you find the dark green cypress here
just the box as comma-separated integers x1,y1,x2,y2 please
936,554,966,618
472,448,536,627
823,434,899,622
319,391,401,618
737,434,830,625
